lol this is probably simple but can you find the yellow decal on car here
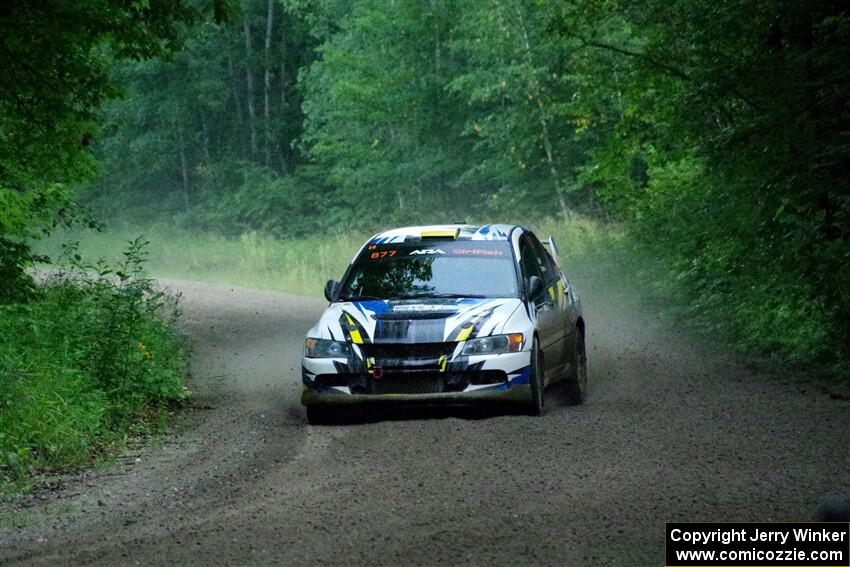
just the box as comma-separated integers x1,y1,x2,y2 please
345,313,363,344
421,228,459,239
456,326,474,342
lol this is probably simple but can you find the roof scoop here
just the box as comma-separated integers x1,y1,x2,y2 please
420,228,459,239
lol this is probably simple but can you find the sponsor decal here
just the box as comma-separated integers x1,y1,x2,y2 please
453,248,504,256
409,249,446,255
392,304,457,312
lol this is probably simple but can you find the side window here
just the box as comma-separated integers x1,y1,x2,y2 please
528,236,557,285
519,238,542,281
536,241,560,286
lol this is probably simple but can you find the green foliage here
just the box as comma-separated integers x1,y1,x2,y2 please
0,239,188,485
0,238,40,304
0,184,85,304
192,163,333,237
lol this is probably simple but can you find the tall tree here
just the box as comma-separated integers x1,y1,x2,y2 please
264,0,276,166
243,17,259,157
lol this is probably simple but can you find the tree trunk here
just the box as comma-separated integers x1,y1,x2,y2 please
432,0,441,73
243,19,258,157
280,46,286,108
227,54,246,157
177,118,191,211
279,10,288,171
263,0,275,167
515,5,570,220
200,113,211,162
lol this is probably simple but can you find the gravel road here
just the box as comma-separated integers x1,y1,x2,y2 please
1,278,848,566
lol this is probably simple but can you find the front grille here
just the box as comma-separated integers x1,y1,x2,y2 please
359,342,456,371
360,342,455,360
374,372,443,394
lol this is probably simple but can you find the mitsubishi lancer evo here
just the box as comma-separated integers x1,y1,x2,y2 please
301,224,587,424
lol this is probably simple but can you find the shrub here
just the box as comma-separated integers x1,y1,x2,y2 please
0,237,188,486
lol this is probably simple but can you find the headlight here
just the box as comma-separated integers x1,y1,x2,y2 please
304,338,351,358
461,333,524,355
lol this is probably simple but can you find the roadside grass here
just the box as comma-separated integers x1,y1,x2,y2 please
1,239,189,492
35,227,364,296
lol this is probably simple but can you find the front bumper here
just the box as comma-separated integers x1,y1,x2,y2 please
301,350,532,406
301,383,532,406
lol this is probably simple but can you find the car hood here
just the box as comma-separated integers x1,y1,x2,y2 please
308,297,524,344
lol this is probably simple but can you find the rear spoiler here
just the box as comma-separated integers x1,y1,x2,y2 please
542,236,560,265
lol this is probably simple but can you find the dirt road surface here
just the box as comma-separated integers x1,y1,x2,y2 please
2,279,848,566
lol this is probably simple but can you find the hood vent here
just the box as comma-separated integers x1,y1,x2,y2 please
372,311,457,320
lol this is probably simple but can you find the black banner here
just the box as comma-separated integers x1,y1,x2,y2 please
665,522,850,566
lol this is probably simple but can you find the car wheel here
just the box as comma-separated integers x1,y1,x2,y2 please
565,326,587,405
306,406,338,425
528,339,545,416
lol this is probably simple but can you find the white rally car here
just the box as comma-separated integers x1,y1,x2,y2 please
301,224,586,424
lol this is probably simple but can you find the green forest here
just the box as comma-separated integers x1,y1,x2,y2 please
2,0,849,481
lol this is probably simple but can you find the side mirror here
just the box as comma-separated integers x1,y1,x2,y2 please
324,279,340,302
527,275,543,299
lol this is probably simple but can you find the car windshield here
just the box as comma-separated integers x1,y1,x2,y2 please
339,241,518,300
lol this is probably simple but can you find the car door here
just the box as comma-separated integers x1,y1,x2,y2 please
528,235,570,376
519,235,559,378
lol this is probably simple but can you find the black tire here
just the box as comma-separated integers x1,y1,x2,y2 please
306,406,339,425
565,326,587,405
527,339,545,416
